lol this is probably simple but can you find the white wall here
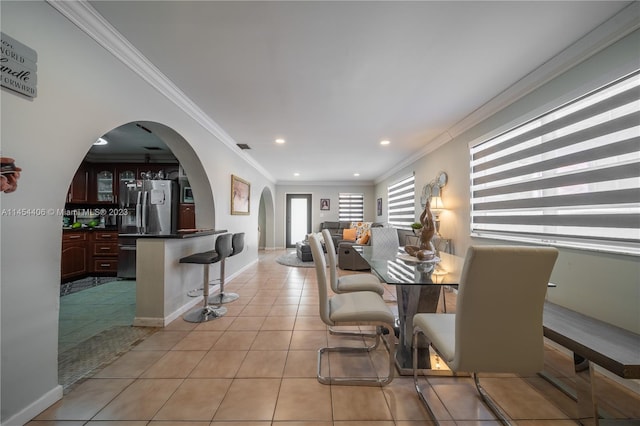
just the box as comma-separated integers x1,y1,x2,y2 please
376,29,640,334
0,2,275,423
274,183,376,248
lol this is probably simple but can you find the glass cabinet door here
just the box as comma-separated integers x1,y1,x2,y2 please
95,170,114,202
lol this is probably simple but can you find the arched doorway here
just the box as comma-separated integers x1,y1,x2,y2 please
259,186,276,250
58,121,214,390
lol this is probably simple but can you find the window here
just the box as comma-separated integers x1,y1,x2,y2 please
470,70,640,256
387,174,415,229
339,193,364,222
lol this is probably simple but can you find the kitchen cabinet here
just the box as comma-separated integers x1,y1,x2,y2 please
91,230,118,275
67,164,89,203
92,165,116,203
61,231,88,281
179,203,196,230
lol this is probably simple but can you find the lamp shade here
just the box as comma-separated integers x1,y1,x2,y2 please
431,196,445,211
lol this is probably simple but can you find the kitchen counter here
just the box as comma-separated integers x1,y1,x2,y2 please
132,229,231,327
118,229,225,239
62,226,119,231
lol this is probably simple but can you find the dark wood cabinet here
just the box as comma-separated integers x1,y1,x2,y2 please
179,204,196,230
91,165,116,204
61,231,88,281
91,230,118,275
67,165,89,203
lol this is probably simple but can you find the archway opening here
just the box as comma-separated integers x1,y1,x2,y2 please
58,121,213,391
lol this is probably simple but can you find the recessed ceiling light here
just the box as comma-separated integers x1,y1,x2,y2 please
275,138,286,144
380,140,390,145
93,137,108,146
353,173,360,177
294,172,300,176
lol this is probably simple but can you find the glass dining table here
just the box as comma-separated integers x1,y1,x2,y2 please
354,245,464,375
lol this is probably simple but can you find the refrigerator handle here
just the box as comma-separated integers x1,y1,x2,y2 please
135,191,142,231
141,190,149,233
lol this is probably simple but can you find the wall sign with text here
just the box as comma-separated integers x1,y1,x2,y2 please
1,32,37,98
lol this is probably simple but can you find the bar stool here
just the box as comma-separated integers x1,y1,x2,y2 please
208,232,244,304
181,233,233,323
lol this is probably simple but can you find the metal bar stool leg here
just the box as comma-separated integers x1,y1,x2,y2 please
208,258,240,304
184,263,227,323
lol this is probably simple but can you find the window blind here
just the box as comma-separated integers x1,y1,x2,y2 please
339,193,364,222
470,70,640,255
388,174,415,230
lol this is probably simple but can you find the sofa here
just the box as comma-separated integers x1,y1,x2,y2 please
317,221,384,270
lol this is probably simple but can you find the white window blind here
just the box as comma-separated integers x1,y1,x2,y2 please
339,193,364,222
470,70,640,256
388,174,415,230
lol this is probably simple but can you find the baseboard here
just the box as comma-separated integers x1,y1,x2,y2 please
2,384,63,426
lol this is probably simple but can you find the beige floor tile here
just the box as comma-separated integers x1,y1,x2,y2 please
479,377,570,420
261,315,296,330
193,316,235,331
269,304,300,316
429,378,495,421
283,350,320,378
172,330,223,350
188,350,247,378
294,316,327,331
93,350,166,378
34,379,133,420
251,330,292,350
26,422,86,426
289,330,328,350
382,377,433,421
228,316,266,331
213,330,258,350
239,305,272,316
213,378,280,421
331,385,394,421
141,350,206,378
153,378,232,421
273,378,332,421
334,422,396,426
93,379,182,420
296,304,319,316
131,331,188,351
86,421,150,425
237,350,288,377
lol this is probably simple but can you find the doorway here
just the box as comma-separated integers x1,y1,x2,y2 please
286,194,311,248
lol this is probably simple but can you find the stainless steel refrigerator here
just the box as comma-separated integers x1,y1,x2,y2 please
117,179,178,278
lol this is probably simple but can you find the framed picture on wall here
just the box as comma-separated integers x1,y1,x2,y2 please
377,198,382,216
231,174,250,215
320,198,330,210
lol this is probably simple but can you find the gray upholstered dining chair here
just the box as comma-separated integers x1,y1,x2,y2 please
322,229,384,296
412,245,558,425
308,234,397,386
322,228,387,338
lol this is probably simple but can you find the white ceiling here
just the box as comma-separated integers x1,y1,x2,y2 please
87,1,632,184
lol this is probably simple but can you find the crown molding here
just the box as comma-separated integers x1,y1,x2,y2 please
47,0,276,184
375,1,640,185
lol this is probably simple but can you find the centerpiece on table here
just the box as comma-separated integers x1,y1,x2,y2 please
404,199,437,261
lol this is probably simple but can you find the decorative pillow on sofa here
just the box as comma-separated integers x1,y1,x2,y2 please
356,230,370,244
342,228,357,241
306,232,324,243
350,222,372,239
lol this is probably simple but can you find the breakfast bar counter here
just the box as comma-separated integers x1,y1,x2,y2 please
133,229,227,327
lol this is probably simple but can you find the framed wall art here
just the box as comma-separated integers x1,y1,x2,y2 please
377,198,382,216
231,174,250,215
320,198,330,211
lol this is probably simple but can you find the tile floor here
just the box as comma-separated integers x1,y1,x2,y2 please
32,249,640,425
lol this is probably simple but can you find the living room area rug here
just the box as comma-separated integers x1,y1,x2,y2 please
275,251,327,268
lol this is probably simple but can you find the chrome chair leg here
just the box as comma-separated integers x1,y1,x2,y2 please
318,325,395,386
